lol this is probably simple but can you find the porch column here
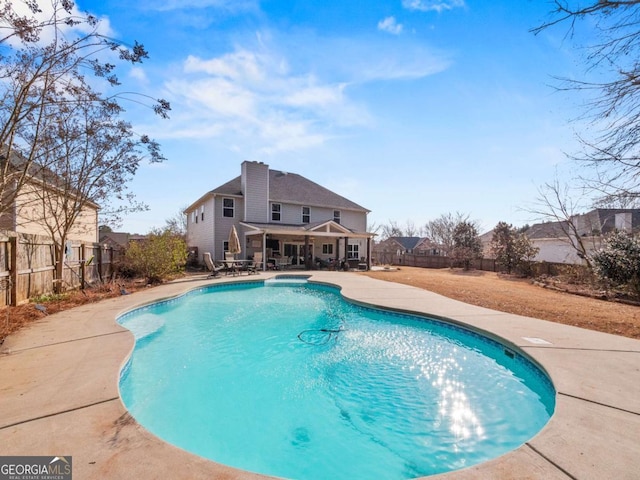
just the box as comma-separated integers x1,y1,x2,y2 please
335,237,340,264
367,237,372,270
304,235,311,269
262,232,267,271
344,236,349,270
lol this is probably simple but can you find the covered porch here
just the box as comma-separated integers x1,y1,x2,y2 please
239,220,375,271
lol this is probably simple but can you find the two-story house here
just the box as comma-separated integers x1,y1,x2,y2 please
0,153,99,243
185,161,374,270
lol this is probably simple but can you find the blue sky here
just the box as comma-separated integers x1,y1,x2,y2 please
76,0,589,235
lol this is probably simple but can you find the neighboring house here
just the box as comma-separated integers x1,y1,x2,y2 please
185,161,374,269
0,169,99,243
99,231,146,251
373,236,441,264
482,209,640,264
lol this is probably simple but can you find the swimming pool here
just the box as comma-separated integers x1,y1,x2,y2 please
118,279,555,480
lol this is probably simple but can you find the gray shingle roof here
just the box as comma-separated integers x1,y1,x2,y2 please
211,169,368,211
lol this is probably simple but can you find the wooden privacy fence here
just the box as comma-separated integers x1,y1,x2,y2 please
375,252,581,277
0,232,124,307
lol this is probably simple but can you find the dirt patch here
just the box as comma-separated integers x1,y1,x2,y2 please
360,267,640,340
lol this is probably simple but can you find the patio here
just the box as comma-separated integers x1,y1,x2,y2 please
0,272,638,479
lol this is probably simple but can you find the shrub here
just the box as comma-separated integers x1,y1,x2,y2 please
490,221,539,276
122,228,188,283
591,230,640,296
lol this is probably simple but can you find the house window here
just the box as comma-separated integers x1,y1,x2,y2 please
333,210,341,224
302,206,310,224
223,198,234,218
322,244,333,255
271,203,281,222
223,241,229,252
347,243,359,259
200,205,204,221
191,211,196,224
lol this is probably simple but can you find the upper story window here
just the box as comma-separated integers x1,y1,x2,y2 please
223,198,234,218
302,206,310,224
333,210,341,224
271,203,281,222
200,205,204,221
191,211,196,224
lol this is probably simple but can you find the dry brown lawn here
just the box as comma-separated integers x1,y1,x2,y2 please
360,266,640,340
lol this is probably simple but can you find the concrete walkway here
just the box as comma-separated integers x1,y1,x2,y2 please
1,271,639,479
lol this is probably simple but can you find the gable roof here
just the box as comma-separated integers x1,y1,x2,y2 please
209,169,368,212
375,236,433,250
240,219,372,238
524,221,569,239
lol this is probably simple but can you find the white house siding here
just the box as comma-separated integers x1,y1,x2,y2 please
242,161,269,223
532,236,602,264
271,205,366,232
186,196,216,262
339,209,367,232
214,195,245,260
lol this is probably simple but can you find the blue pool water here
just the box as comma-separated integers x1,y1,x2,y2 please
118,280,555,480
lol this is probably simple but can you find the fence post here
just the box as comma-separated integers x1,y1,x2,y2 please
97,244,103,282
80,243,86,290
9,236,17,306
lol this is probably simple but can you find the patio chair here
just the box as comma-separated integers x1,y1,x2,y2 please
203,252,224,278
247,252,263,274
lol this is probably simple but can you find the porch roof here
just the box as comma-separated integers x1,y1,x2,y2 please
239,220,374,239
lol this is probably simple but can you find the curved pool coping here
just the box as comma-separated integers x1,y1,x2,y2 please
1,271,639,479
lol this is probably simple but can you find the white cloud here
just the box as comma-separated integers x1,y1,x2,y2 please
402,0,465,13
148,31,449,155
5,1,114,46
184,51,267,83
378,16,403,35
152,45,370,154
129,67,149,85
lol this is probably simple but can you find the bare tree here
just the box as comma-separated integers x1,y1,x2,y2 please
0,0,169,219
404,220,420,237
533,1,640,203
529,178,595,267
424,212,471,258
381,220,403,240
26,84,164,290
165,205,188,237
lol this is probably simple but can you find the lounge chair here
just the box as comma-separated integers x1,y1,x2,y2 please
203,252,224,278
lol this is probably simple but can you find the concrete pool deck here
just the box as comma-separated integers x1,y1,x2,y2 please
0,271,639,479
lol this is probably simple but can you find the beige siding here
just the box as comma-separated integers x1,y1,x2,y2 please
13,183,98,242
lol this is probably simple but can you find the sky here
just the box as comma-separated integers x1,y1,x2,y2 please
74,0,593,235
